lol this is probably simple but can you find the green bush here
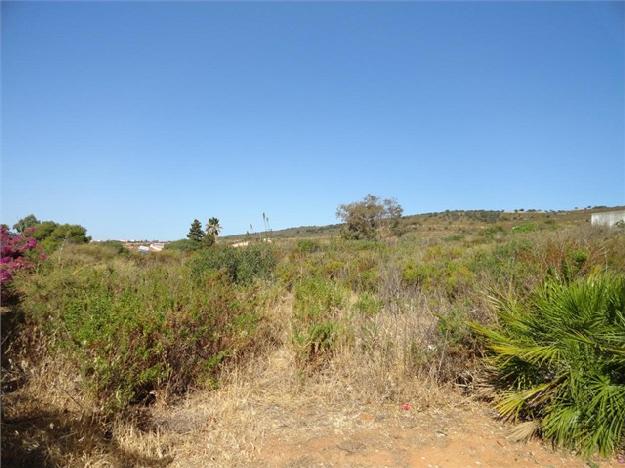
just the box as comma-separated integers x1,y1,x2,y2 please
95,240,128,255
345,254,379,292
48,242,129,265
441,261,474,298
437,308,472,348
482,225,505,239
165,238,203,252
30,221,91,252
512,222,538,233
401,262,436,288
292,276,347,364
469,239,542,293
189,244,276,284
443,234,464,242
296,239,321,253
17,261,256,415
401,259,473,297
353,291,382,315
319,259,345,279
473,273,625,456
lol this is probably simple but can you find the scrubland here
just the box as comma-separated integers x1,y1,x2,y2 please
2,209,624,466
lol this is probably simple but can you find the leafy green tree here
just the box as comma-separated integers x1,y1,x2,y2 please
39,223,90,251
187,219,205,242
11,217,90,252
336,194,403,240
13,214,39,233
12,216,90,249
32,221,58,240
49,224,90,243
204,217,221,246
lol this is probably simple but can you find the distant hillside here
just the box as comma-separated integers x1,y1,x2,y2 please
220,206,624,243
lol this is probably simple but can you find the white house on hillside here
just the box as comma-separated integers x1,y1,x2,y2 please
591,209,625,227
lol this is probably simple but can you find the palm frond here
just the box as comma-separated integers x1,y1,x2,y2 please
477,273,625,457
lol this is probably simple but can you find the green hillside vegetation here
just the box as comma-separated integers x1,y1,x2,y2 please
220,206,624,243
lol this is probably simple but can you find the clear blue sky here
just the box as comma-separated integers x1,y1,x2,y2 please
2,2,624,240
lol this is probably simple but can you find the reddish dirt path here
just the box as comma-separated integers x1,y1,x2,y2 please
256,405,601,468
154,348,620,467
159,390,618,467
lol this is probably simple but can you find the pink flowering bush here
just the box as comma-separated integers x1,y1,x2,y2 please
1,226,40,286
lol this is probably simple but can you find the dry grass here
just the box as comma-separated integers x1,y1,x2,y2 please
1,354,173,467
138,288,456,466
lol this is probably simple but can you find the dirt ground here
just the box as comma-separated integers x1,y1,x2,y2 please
149,349,620,468
4,352,622,467
155,392,613,468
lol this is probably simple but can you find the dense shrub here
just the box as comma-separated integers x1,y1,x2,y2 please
402,261,436,288
94,240,128,255
353,291,382,315
603,234,625,272
16,260,257,414
0,226,40,288
443,234,464,242
165,238,204,252
473,274,625,456
38,243,135,268
296,239,321,253
29,221,90,251
511,222,538,234
292,276,347,365
189,244,276,284
482,225,505,239
468,236,606,297
401,259,473,298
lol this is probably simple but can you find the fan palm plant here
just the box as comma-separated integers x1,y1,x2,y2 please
206,217,221,236
473,273,625,457
204,217,222,246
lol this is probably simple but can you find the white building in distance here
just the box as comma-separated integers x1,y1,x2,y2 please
591,209,625,227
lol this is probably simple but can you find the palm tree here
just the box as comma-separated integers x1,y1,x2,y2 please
207,217,221,237
204,217,222,246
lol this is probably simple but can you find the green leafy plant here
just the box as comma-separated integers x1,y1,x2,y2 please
292,276,347,364
353,291,382,315
511,222,538,234
189,244,276,284
401,261,436,288
473,273,625,456
17,259,256,415
296,239,321,253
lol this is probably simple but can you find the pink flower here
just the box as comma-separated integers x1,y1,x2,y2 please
0,226,39,285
